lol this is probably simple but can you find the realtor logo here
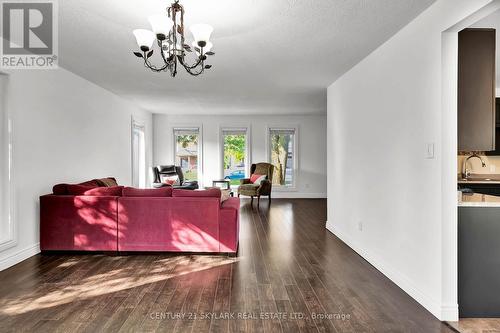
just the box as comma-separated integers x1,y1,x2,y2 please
1,0,58,69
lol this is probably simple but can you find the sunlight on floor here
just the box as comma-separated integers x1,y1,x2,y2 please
0,255,239,316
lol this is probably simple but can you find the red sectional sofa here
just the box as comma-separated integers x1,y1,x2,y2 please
40,183,240,254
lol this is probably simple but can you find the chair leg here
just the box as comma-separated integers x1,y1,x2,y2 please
268,194,271,204
257,195,260,208
250,196,254,206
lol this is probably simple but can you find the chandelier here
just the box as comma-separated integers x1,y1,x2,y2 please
132,0,215,77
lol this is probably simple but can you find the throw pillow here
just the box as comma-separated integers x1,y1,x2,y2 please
96,177,118,187
220,189,231,203
161,174,180,186
250,174,264,183
79,179,101,187
253,175,267,185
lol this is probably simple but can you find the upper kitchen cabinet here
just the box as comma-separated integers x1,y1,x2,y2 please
458,28,496,152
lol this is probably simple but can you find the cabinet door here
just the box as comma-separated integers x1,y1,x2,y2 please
458,29,496,152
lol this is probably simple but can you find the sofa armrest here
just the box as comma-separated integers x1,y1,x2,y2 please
219,197,240,253
258,179,272,195
240,178,251,185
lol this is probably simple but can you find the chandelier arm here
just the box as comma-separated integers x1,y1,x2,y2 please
178,56,203,70
143,55,170,72
158,40,173,64
181,59,205,76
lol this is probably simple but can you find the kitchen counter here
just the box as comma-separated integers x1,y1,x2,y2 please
458,179,500,184
458,174,500,184
458,191,500,207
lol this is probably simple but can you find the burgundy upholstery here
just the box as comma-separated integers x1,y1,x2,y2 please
219,198,240,252
40,195,119,251
40,188,240,254
122,187,172,197
52,179,101,195
67,185,123,196
118,197,221,252
172,188,221,198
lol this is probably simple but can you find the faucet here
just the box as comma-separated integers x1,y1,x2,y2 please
462,153,486,179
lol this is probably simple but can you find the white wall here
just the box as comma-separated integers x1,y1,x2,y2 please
327,0,495,321
0,68,153,271
154,114,327,198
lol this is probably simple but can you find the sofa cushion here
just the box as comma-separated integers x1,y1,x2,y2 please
122,187,172,197
173,188,221,198
67,185,123,196
239,184,259,191
53,179,103,195
53,184,69,195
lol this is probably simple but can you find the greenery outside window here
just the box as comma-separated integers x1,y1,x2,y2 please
174,128,200,182
269,128,296,188
221,128,248,187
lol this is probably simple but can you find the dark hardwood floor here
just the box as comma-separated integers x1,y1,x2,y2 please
0,199,453,333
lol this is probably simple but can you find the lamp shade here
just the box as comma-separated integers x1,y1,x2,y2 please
190,24,213,45
193,41,213,54
148,15,173,37
133,29,155,50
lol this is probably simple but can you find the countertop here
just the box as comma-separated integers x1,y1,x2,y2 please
458,191,500,207
458,174,500,184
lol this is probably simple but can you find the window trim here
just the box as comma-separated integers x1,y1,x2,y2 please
131,117,146,188
219,125,252,186
0,73,16,252
265,124,299,191
172,126,203,185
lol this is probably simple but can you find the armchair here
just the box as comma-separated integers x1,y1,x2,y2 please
238,163,274,207
151,165,199,190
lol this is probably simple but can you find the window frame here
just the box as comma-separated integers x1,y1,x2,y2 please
0,73,16,251
172,126,203,184
131,118,146,188
219,126,252,187
266,125,299,191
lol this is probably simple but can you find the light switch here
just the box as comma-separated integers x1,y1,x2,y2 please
426,143,435,159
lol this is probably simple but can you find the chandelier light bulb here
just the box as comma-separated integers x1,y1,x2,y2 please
148,15,173,40
190,24,214,47
133,29,155,51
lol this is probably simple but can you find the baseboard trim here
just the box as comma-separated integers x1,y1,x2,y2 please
270,192,327,199
440,304,459,322
0,243,40,271
325,221,456,321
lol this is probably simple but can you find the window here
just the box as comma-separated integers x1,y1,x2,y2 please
221,128,249,186
268,128,296,188
174,128,200,182
131,120,146,188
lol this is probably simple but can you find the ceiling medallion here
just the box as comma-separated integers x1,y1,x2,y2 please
132,0,214,77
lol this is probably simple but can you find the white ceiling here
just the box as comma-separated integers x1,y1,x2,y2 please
58,0,436,115
470,9,500,90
